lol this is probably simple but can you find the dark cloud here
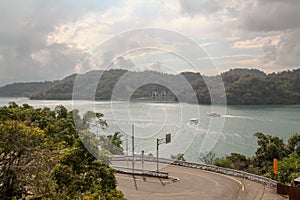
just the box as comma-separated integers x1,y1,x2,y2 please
0,0,119,86
179,0,223,17
258,29,300,66
0,43,86,86
239,0,300,32
238,0,300,66
262,40,277,63
276,29,300,65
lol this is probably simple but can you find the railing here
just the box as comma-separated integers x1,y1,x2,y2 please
110,155,277,187
114,166,169,178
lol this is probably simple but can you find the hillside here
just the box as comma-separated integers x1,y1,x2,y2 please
0,81,54,97
0,68,300,105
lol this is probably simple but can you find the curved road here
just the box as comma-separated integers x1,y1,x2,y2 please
114,163,287,200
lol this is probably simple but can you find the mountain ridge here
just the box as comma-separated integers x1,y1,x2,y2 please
1,68,299,105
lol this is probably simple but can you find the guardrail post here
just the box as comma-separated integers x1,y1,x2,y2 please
142,150,144,171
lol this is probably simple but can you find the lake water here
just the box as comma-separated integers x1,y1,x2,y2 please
1,97,300,162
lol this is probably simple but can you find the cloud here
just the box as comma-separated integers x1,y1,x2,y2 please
144,61,163,71
275,28,300,65
0,0,299,86
236,0,300,67
262,40,277,64
232,58,263,66
0,0,119,86
0,43,86,85
239,0,300,32
112,56,136,70
179,0,223,16
231,36,280,49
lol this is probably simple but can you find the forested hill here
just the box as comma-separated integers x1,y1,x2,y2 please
0,68,300,105
0,81,54,97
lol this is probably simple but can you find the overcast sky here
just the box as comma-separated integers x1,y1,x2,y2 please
0,0,299,86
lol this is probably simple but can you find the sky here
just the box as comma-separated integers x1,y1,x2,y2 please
0,0,300,86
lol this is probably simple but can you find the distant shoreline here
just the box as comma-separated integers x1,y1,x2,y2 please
1,97,300,107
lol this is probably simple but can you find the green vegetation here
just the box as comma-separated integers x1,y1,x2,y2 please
1,68,300,105
0,103,125,200
0,81,53,97
211,132,300,185
170,153,186,161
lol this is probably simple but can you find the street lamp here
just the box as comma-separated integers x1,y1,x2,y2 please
131,124,135,176
156,133,171,171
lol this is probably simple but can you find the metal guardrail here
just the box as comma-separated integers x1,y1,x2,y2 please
110,155,277,187
113,166,169,178
171,160,277,187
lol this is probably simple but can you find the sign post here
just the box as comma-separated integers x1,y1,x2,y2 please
156,134,171,171
142,150,144,171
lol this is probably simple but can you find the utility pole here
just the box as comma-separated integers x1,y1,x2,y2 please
132,124,135,176
125,134,128,156
156,138,159,171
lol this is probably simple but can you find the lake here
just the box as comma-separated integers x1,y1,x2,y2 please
1,97,300,162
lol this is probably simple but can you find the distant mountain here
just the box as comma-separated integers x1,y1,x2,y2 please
222,68,266,77
29,74,77,100
0,68,300,105
0,81,54,97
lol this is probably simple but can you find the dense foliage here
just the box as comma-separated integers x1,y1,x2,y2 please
0,81,53,97
212,132,300,185
1,68,300,105
0,103,125,200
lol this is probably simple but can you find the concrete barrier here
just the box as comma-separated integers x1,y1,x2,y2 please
110,155,277,187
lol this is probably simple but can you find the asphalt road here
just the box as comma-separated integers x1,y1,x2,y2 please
113,162,287,200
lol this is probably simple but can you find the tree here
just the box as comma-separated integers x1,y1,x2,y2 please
287,133,300,156
278,155,300,184
199,151,216,165
0,120,45,199
0,103,126,199
51,139,124,199
226,153,248,170
253,132,285,173
213,153,248,170
213,158,231,169
105,132,124,155
171,153,185,161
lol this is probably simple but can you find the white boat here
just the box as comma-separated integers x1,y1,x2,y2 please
189,118,199,125
208,112,221,117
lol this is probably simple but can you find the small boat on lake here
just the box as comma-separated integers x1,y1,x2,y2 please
208,112,221,117
189,118,199,125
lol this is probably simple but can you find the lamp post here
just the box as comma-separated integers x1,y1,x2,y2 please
132,124,135,176
156,133,171,171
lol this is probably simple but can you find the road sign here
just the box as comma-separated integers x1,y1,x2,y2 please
166,133,171,143
274,158,278,174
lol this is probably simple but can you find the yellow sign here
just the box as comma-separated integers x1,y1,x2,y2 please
273,158,278,174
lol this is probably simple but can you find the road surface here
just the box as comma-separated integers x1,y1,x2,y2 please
113,162,287,200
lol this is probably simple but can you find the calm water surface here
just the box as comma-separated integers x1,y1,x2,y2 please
1,98,299,162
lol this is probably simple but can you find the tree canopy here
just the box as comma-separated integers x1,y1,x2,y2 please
212,132,300,185
0,103,126,200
